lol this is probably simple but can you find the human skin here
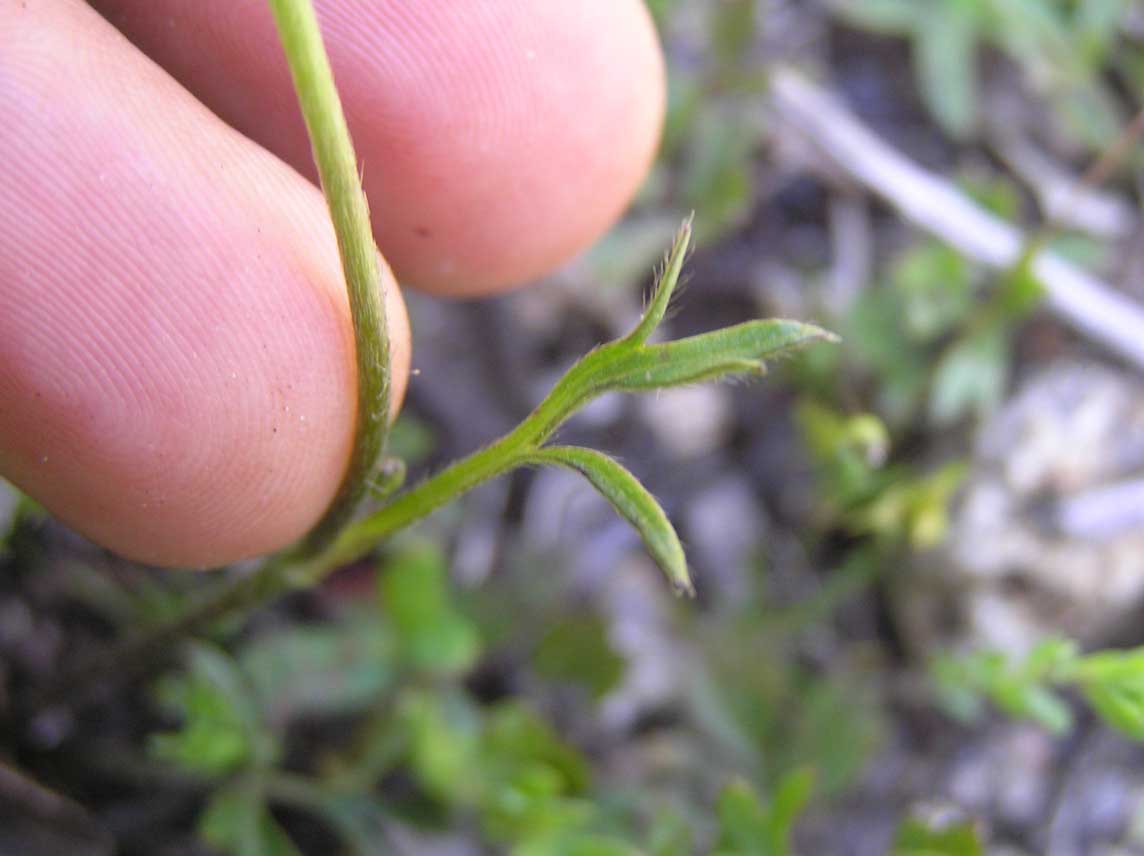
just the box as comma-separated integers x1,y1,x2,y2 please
0,0,665,568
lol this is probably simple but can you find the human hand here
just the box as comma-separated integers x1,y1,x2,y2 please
0,0,664,567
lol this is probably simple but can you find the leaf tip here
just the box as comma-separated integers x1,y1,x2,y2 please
680,210,695,241
625,215,696,346
798,323,841,345
670,573,697,599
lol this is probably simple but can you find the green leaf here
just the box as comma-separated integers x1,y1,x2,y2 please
240,619,394,722
932,643,1144,741
1025,638,1080,681
767,769,816,851
150,644,269,775
931,654,988,724
477,706,597,848
713,771,813,856
524,446,692,596
649,811,693,856
994,252,1045,323
855,462,966,548
481,704,592,796
714,779,770,854
623,218,692,346
1082,682,1144,740
612,320,838,392
262,215,838,607
891,816,983,855
786,681,883,794
931,645,1074,735
380,543,481,675
1076,650,1144,740
985,0,1122,152
929,325,1007,426
796,400,890,508
914,1,980,138
992,681,1073,735
893,243,975,343
680,112,757,241
1073,649,1144,683
534,614,626,699
200,783,302,856
399,689,483,803
846,288,930,424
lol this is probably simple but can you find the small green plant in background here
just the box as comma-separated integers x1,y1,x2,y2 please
891,814,984,856
832,0,1127,147
688,570,888,799
842,231,1042,431
654,0,767,243
140,542,825,854
711,773,814,856
579,0,768,297
934,639,1144,741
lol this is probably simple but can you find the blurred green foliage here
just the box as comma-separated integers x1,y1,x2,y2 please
12,1,1144,852
891,815,983,855
834,0,1128,147
687,560,887,797
152,644,271,776
534,614,626,700
147,540,863,854
712,772,814,856
797,399,966,550
843,231,1043,430
653,1,767,243
934,639,1144,741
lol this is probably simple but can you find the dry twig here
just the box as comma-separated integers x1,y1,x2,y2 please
770,67,1144,373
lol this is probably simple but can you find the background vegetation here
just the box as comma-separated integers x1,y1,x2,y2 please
5,0,1144,853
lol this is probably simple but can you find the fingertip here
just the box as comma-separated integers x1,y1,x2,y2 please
91,0,668,295
350,0,668,295
0,0,412,568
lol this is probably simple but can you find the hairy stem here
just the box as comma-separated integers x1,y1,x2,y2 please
29,220,835,714
268,0,391,553
30,433,532,711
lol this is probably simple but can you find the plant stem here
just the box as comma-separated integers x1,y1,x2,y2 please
30,0,399,715
26,219,835,714
30,350,621,710
29,428,536,712
267,0,391,553
299,436,525,579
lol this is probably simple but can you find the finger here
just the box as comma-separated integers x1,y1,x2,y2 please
0,0,411,568
90,0,666,295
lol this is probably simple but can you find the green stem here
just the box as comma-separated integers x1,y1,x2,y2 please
291,432,532,584
30,429,541,711
30,347,632,709
28,220,838,714
267,0,391,553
